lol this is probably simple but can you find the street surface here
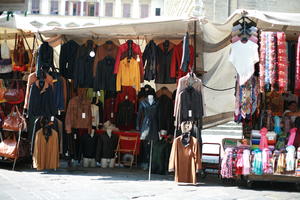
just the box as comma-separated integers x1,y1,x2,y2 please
0,122,299,199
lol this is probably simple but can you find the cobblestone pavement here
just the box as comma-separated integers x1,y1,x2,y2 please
0,163,299,200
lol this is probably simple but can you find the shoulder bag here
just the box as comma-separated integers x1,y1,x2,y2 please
4,80,25,104
2,105,27,132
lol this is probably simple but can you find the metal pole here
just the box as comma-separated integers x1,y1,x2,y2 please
148,140,153,181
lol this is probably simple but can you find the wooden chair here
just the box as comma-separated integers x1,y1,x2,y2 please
115,135,138,168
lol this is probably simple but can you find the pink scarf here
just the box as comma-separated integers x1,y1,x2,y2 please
259,128,269,150
295,36,300,95
277,32,288,93
288,128,297,146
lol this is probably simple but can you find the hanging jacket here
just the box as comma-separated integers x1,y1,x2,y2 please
93,56,116,91
115,86,137,112
28,80,57,118
155,42,176,84
136,98,159,141
181,32,191,73
79,133,98,159
143,40,157,81
93,41,119,76
114,41,144,80
65,89,92,133
49,71,67,111
170,41,194,79
116,58,141,91
37,42,54,72
73,40,95,88
179,86,203,123
59,40,79,79
157,95,174,134
116,99,135,130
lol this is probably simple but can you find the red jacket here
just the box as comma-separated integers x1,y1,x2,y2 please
114,86,137,113
114,42,144,81
170,42,194,79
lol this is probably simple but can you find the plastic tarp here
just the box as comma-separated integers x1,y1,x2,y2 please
201,9,300,122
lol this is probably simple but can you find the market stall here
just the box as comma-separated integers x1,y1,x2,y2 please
206,10,300,189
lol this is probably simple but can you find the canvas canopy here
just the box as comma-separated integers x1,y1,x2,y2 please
201,9,300,126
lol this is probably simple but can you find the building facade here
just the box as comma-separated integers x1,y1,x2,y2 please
28,0,163,18
26,0,164,29
164,0,300,23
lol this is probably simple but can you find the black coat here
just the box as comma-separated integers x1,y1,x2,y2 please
143,40,157,81
59,40,79,79
180,86,203,122
157,95,174,134
28,83,57,118
136,99,159,141
79,133,98,159
116,100,135,130
38,42,54,72
93,56,116,91
155,46,176,84
73,40,95,88
96,132,118,160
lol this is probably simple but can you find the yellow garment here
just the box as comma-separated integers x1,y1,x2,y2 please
116,58,140,91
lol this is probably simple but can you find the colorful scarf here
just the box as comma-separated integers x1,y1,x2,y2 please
276,32,288,93
295,35,300,95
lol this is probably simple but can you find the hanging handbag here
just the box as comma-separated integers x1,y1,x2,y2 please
2,106,26,132
0,134,18,159
4,80,24,104
0,79,7,103
13,34,29,69
0,58,12,74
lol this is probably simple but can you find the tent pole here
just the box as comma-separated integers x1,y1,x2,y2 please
148,140,153,181
194,20,197,72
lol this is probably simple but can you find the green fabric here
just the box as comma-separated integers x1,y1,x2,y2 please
86,88,104,104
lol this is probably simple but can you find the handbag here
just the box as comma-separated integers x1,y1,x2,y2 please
4,80,24,104
0,134,18,159
13,34,29,67
0,79,7,103
0,58,12,74
2,105,26,132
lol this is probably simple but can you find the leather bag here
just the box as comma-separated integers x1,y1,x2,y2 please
0,134,18,159
4,80,24,104
13,34,29,67
2,106,26,132
0,79,7,103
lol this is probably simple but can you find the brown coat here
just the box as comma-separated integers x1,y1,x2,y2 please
24,72,53,109
65,89,92,133
33,128,59,170
169,136,201,184
93,42,119,76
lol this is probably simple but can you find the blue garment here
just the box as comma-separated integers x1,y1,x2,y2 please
180,32,190,72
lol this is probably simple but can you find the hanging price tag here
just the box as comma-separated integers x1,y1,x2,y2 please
51,116,54,121
125,95,128,100
188,110,192,117
66,63,69,69
82,113,86,119
111,112,114,118
97,91,101,96
74,134,77,140
58,110,61,116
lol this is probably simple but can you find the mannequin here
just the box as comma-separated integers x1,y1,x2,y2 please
101,128,116,168
148,95,154,105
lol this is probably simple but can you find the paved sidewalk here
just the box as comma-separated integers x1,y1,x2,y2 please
0,164,299,200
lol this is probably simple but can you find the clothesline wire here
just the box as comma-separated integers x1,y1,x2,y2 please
202,84,235,91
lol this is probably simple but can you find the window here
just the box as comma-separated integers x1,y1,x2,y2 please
84,2,99,16
72,1,81,16
105,2,113,17
65,1,69,15
123,3,131,18
31,0,40,14
50,0,59,15
155,8,161,16
140,4,149,18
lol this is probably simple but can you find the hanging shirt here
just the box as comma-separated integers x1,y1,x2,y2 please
229,40,259,85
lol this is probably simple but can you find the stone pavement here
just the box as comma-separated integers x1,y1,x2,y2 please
0,164,299,200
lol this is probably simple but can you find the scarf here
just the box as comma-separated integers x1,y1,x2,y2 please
221,148,233,178
295,35,300,95
259,128,269,150
277,32,288,93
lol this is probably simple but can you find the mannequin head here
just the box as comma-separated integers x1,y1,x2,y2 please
181,121,193,133
148,95,154,105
